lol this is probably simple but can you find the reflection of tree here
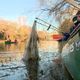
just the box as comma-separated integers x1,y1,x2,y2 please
25,60,39,80
5,44,11,51
0,43,5,51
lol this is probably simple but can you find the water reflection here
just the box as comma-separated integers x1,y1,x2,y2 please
0,43,6,51
0,42,26,52
25,59,39,80
0,42,26,64
0,40,59,80
0,41,58,64
39,41,58,52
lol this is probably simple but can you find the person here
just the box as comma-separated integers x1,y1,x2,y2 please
73,10,80,26
14,39,18,43
58,32,70,42
58,10,80,42
70,10,80,33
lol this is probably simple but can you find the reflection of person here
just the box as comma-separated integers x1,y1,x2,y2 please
58,10,80,42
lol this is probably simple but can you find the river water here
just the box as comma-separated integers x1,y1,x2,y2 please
0,41,68,80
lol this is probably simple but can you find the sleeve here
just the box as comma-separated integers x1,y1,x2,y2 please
77,15,80,22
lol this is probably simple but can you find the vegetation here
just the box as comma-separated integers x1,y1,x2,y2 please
0,31,5,40
59,19,73,33
0,19,48,42
58,19,73,53
0,20,31,42
38,0,80,52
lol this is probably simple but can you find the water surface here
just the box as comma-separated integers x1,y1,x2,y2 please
0,41,67,80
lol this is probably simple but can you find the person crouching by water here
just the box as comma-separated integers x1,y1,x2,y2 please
58,10,80,42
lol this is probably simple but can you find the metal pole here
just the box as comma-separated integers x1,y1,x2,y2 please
36,18,58,30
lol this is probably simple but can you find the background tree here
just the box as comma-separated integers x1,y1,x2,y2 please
39,0,80,23
38,0,80,52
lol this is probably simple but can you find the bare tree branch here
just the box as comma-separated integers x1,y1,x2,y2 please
38,0,80,23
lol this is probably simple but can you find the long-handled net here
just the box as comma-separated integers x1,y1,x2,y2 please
22,20,39,62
